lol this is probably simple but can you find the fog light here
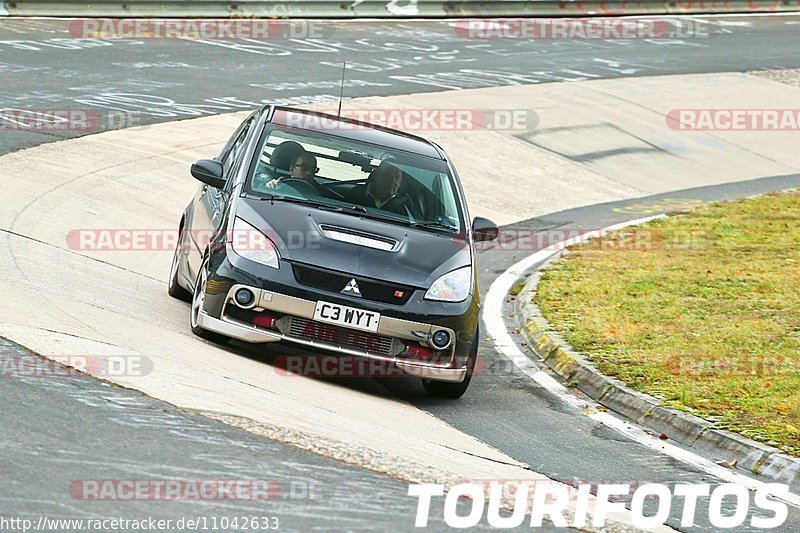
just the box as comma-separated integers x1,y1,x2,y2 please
235,288,255,307
431,330,451,349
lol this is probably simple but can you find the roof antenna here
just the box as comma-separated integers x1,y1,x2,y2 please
337,61,346,117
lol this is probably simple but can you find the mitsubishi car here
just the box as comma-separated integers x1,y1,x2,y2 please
168,106,498,398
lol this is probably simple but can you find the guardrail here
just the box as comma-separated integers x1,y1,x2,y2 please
2,0,799,17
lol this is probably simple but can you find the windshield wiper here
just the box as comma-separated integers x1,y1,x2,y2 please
251,194,343,212
349,209,415,225
411,221,458,232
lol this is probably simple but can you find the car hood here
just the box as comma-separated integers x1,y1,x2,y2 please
235,198,471,288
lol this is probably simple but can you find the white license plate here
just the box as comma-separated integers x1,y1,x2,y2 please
313,300,380,333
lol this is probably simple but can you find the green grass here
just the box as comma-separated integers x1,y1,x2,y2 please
534,190,800,455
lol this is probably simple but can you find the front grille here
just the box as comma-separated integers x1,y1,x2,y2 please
285,316,397,357
292,265,344,292
292,264,415,305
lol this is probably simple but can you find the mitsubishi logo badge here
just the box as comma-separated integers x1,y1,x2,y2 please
342,278,361,296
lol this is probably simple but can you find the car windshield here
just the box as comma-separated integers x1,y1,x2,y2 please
245,115,463,233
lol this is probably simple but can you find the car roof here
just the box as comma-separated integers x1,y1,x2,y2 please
263,105,446,160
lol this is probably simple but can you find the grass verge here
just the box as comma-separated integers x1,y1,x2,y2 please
534,190,800,456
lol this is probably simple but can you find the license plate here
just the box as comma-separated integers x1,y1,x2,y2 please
313,300,380,333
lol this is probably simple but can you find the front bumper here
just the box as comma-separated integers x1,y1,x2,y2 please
196,283,468,383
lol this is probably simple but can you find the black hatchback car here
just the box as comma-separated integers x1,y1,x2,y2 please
168,106,498,398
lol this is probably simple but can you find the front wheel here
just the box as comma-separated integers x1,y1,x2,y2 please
421,326,479,399
190,256,230,344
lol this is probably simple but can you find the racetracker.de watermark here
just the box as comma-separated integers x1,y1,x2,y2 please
66,228,321,252
283,109,538,131
0,109,150,132
1,354,152,378
273,354,495,379
272,355,556,379
550,0,791,14
453,18,708,40
667,109,800,130
665,354,800,377
0,109,100,131
68,479,299,501
68,19,331,40
476,227,708,252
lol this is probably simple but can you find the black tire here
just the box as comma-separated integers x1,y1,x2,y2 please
168,226,192,301
421,326,479,399
190,256,230,344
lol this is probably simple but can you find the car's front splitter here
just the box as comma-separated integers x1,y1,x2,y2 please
196,283,469,383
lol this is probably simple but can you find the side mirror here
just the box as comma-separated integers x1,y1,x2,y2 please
191,159,226,189
472,217,499,242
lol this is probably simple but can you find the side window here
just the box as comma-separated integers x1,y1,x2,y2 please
218,117,248,161
221,118,253,177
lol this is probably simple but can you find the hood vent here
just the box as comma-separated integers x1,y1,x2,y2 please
319,224,399,252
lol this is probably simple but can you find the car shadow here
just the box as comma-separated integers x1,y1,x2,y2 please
217,337,421,400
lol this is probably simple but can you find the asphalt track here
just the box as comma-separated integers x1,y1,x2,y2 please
3,15,800,155
2,15,800,532
1,338,496,532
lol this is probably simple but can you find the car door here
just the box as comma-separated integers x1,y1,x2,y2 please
186,114,256,281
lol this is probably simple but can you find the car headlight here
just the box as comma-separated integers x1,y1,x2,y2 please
424,266,471,302
230,217,279,269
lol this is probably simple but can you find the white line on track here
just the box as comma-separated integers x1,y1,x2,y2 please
482,215,800,508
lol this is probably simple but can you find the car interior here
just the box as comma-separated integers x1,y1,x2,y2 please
250,136,456,230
